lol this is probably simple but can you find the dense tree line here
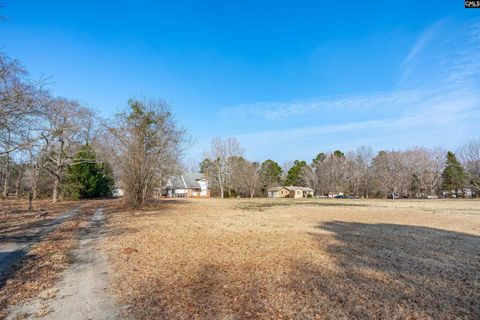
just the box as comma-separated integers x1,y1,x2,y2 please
0,51,184,207
0,51,115,202
201,138,480,198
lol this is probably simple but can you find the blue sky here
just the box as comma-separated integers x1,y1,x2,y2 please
1,1,479,164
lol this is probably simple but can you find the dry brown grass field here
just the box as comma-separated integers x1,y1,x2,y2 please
104,198,480,320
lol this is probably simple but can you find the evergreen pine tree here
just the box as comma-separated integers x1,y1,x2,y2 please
442,151,465,197
64,144,114,199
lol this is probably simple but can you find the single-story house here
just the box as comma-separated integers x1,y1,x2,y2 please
163,173,210,198
267,186,314,198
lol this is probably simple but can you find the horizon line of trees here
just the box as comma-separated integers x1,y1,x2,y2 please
200,138,480,199
2,47,479,209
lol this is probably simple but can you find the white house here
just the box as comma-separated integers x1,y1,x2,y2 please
112,188,124,197
163,173,210,198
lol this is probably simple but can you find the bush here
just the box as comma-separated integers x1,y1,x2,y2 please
64,144,114,199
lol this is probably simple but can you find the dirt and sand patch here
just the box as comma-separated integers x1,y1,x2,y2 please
104,198,480,319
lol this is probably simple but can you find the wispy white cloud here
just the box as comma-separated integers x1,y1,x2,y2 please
203,20,480,161
234,88,478,143
397,20,445,87
220,19,479,123
222,90,427,120
400,20,444,70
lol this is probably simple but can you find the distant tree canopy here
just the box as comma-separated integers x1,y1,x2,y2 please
333,150,345,158
199,158,214,174
313,152,326,164
64,144,114,199
459,139,480,195
284,160,307,186
442,151,465,196
259,159,282,189
202,137,243,198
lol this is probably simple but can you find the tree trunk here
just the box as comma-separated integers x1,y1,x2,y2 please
220,184,224,199
28,192,33,213
52,145,63,203
2,152,9,198
32,171,38,200
2,130,12,198
15,167,23,198
52,176,60,203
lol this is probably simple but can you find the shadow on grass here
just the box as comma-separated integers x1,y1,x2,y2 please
287,222,480,319
109,219,480,319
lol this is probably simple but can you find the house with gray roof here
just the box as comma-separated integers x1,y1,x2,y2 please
163,173,210,198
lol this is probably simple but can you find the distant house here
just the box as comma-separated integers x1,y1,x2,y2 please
267,186,314,198
112,188,124,197
163,173,210,198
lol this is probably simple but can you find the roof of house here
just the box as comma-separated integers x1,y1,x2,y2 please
285,186,314,192
167,173,206,189
267,186,314,192
267,186,286,192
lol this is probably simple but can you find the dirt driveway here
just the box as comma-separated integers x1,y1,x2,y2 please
2,202,122,320
0,205,85,281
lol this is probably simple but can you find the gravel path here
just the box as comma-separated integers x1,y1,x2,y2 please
7,207,122,320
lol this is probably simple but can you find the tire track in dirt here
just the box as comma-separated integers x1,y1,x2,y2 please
7,207,122,320
0,204,86,280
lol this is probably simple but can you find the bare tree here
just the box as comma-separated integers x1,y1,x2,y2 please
302,164,319,195
372,151,404,199
0,52,45,197
402,147,444,197
459,138,480,196
305,153,329,196
304,151,347,196
41,98,94,202
203,137,243,198
109,98,185,208
353,146,374,198
231,157,259,198
325,151,348,194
